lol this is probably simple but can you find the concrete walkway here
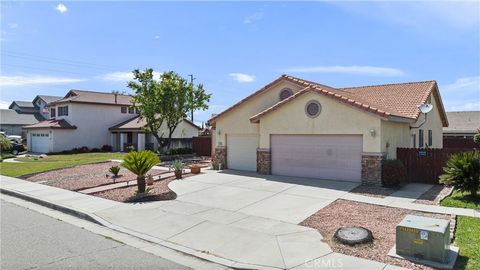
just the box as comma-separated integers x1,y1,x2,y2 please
1,174,411,270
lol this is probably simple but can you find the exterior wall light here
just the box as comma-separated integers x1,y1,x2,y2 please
370,129,376,137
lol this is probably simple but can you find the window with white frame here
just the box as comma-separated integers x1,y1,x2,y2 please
50,108,56,118
121,106,127,113
58,106,68,116
419,129,424,148
428,130,432,146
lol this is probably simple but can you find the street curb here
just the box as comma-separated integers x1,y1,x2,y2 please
0,188,107,226
0,187,268,270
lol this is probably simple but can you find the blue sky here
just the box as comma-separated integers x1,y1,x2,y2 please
1,1,479,124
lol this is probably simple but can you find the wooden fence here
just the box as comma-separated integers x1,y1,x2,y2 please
396,148,472,184
192,136,212,156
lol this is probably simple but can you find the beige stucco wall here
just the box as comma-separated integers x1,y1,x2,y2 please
380,92,444,159
258,91,382,152
215,80,304,147
51,103,136,151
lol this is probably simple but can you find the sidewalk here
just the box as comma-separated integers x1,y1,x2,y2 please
1,175,408,270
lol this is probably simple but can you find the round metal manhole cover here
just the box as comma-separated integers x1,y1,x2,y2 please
334,227,373,246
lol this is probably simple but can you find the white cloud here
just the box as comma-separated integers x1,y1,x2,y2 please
284,65,405,77
0,75,84,87
55,3,68,14
243,12,264,24
154,35,160,39
99,71,162,82
0,100,10,109
443,76,480,92
229,73,255,83
440,76,480,112
331,2,479,32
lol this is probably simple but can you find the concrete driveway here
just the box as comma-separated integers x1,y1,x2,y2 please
170,169,359,224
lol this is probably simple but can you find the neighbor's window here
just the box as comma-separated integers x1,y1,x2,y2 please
419,129,424,148
128,107,134,114
279,88,293,101
428,130,432,146
121,106,127,113
50,108,56,118
305,100,321,118
58,106,68,116
412,134,416,148
135,108,140,114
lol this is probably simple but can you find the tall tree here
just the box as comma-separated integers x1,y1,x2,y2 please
128,69,211,151
158,71,211,149
128,69,165,147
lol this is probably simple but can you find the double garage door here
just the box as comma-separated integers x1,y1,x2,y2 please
227,134,362,182
31,133,50,153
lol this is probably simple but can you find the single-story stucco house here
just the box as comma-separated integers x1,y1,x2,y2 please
443,111,479,148
208,75,448,185
23,89,200,153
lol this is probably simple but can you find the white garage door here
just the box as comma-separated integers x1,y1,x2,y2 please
271,135,362,182
31,133,50,153
227,134,258,171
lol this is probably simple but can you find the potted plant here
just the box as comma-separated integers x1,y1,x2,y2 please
146,173,154,186
172,160,183,179
190,163,201,174
121,151,160,193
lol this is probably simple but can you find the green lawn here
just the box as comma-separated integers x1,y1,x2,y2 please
0,153,126,177
454,216,480,270
441,190,480,210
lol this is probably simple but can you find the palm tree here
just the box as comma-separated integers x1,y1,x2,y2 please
121,151,160,193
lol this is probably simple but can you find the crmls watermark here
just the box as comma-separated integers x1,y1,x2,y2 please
304,257,343,268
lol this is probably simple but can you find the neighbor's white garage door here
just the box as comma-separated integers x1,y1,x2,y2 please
31,133,50,153
271,135,362,182
227,134,258,171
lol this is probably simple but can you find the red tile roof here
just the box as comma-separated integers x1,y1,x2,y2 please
23,119,77,129
49,90,133,106
210,75,448,126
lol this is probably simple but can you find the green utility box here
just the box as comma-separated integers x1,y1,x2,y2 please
396,215,450,263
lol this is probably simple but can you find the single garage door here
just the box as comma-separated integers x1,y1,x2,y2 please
31,133,50,153
271,135,362,182
227,134,258,171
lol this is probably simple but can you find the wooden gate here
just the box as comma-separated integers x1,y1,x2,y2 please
192,136,212,156
397,148,472,184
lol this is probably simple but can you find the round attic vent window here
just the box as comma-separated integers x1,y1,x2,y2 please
279,88,293,101
305,100,321,118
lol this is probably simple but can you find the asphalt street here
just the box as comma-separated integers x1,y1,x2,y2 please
0,200,192,270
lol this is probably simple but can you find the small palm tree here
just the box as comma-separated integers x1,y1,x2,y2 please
440,151,480,198
121,151,160,193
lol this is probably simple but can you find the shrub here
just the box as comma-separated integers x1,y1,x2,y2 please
79,146,89,153
0,137,12,152
165,147,193,156
109,165,121,178
474,130,480,144
90,148,101,153
121,151,160,193
101,144,113,152
382,159,406,187
440,151,480,198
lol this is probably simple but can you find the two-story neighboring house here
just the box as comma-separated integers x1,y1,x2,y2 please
23,90,138,153
23,90,201,153
3,95,62,138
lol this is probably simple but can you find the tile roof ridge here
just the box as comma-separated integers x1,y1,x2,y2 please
338,80,436,90
69,89,132,96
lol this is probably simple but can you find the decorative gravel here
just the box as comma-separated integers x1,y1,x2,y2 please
24,161,165,191
92,173,194,202
415,185,453,205
349,184,397,198
300,199,451,270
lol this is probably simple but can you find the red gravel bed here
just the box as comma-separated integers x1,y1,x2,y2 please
349,185,397,198
300,199,451,270
92,173,194,202
25,162,165,191
414,185,453,205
